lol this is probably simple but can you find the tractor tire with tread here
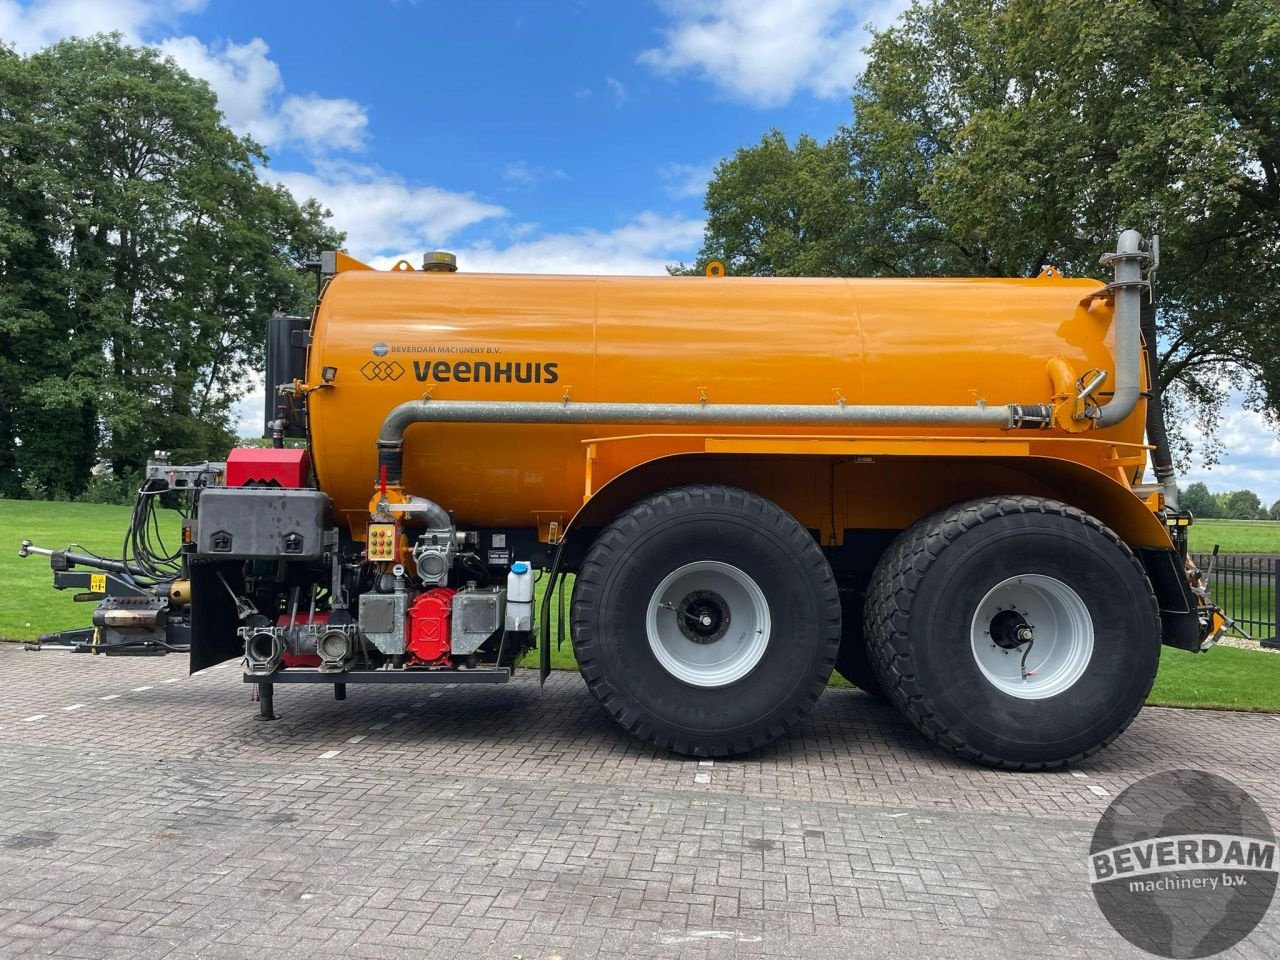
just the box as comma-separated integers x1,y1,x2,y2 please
864,495,1161,770
571,484,841,756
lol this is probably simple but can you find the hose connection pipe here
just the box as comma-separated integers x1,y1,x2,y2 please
373,230,1149,485
375,400,1052,487
1093,229,1151,429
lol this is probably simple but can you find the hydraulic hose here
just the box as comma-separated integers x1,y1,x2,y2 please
1140,294,1178,508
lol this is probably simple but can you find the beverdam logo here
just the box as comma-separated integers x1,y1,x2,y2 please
1088,769,1276,958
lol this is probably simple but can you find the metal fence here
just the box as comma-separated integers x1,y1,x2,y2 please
1190,553,1278,643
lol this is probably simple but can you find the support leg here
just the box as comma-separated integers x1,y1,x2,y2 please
256,682,276,721
334,683,347,701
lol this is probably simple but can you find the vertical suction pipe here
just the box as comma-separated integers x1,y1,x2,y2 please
1094,230,1149,428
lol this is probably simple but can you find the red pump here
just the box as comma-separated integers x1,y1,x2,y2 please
406,587,456,666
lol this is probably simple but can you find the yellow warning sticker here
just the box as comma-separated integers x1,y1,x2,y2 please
90,573,106,593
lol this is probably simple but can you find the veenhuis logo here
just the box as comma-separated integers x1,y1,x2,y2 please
1089,769,1277,958
360,360,404,382
365,341,559,385
410,359,558,385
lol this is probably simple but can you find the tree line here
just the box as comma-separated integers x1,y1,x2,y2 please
687,0,1280,466
0,36,342,501
1179,483,1280,522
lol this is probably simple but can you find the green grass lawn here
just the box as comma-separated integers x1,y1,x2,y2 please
1189,518,1280,554
3,498,1277,711
0,499,181,640
1148,645,1280,712
1185,519,1278,637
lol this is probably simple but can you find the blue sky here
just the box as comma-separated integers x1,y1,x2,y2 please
2,0,880,273
2,0,1276,501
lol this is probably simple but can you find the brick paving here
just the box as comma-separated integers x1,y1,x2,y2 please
0,642,1276,959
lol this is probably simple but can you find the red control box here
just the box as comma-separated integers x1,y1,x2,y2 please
226,447,311,488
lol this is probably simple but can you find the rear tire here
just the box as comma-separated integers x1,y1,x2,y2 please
865,496,1160,769
571,484,841,756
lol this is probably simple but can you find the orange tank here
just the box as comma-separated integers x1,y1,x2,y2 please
304,262,1166,549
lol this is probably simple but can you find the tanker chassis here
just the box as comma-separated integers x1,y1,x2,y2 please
22,231,1228,768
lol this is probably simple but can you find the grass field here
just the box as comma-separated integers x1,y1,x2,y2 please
1147,645,1280,712
0,499,183,640
3,498,1277,711
1186,520,1278,636
1188,518,1280,554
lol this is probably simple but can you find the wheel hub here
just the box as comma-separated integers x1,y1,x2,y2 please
645,560,771,688
675,590,731,644
969,574,1094,700
988,608,1034,650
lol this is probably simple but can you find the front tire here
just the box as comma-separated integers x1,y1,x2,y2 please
571,484,841,756
865,496,1160,769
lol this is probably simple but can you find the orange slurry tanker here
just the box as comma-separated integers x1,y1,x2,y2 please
21,231,1228,768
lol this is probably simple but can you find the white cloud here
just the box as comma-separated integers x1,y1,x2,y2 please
265,163,507,261
639,0,911,107
659,161,714,199
605,74,628,106
157,36,283,141
367,212,704,276
501,160,569,186
231,378,266,439
278,93,367,153
502,160,535,184
457,212,702,275
0,3,367,156
0,0,203,52
1178,396,1280,504
158,36,367,154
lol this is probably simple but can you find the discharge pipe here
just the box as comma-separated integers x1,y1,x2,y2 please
374,231,1150,486
1093,229,1149,428
376,401,1047,484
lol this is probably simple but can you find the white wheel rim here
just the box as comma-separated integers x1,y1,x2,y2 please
969,574,1094,700
645,560,771,688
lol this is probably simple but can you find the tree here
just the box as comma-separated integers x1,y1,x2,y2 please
1220,489,1264,520
1180,482,1217,519
0,36,342,498
693,0,1280,464
1270,500,1280,521
691,131,869,277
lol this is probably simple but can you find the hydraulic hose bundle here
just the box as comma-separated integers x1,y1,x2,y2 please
121,479,187,583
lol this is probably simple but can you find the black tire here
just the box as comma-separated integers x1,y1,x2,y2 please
571,484,841,756
834,587,885,698
865,495,1160,770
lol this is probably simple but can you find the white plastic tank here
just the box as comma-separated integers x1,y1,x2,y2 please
506,561,533,631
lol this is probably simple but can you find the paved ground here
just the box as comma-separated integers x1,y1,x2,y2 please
0,643,1276,960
